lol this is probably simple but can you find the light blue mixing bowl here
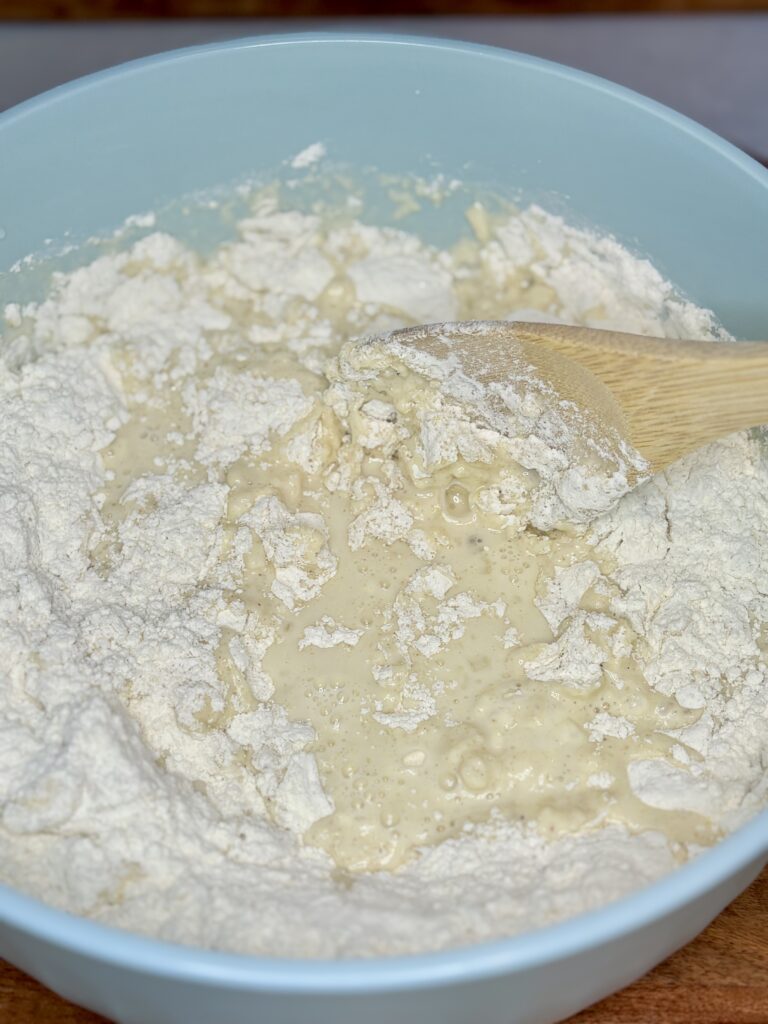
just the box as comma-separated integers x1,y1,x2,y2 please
0,34,766,1024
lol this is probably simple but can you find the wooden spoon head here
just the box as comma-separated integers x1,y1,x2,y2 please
387,320,646,480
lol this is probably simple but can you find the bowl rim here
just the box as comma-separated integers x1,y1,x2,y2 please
2,29,768,188
2,813,766,990
0,29,767,994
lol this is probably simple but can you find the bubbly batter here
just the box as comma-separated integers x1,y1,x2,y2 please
97,308,710,873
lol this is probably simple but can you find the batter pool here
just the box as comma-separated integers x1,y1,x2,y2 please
1,190,766,957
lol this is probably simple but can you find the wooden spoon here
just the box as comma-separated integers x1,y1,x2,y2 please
388,320,768,474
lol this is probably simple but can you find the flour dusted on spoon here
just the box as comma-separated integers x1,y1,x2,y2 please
331,322,649,531
0,194,766,957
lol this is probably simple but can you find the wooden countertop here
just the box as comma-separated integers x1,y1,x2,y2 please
6,1,768,18
2,865,766,1023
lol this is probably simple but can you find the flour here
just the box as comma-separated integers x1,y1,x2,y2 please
536,561,602,631
347,482,415,550
523,613,610,692
331,320,649,530
393,576,505,660
290,142,327,170
0,193,765,958
592,435,768,831
244,496,337,611
299,617,364,650
183,369,313,467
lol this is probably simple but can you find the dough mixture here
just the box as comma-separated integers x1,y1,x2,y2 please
1,193,766,956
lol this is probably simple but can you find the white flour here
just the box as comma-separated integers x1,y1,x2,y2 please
0,196,766,957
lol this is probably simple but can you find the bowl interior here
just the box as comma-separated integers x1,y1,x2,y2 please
1,34,767,337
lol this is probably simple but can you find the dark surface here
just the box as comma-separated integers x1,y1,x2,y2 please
2,0,768,17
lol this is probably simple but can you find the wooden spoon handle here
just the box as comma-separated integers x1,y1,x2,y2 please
505,324,768,471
